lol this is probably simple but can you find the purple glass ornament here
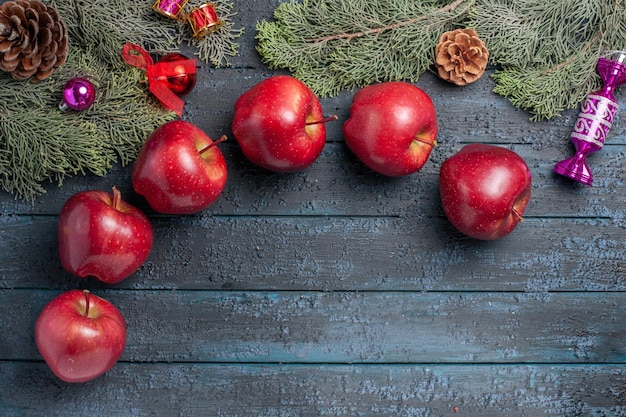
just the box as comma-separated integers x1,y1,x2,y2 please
554,51,626,185
59,77,96,111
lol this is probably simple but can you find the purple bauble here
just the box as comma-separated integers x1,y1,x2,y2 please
59,77,96,111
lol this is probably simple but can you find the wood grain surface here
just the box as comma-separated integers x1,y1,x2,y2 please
1,1,625,416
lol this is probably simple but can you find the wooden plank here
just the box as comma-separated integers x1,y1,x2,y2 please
1,215,625,291
184,66,626,150
184,68,626,150
1,362,625,416
2,142,626,219
2,289,625,363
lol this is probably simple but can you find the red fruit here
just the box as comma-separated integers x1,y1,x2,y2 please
343,81,438,176
439,143,532,240
232,75,337,172
35,290,127,383
132,120,228,214
58,187,153,284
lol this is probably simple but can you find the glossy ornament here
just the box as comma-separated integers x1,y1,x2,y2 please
122,43,197,117
553,51,626,185
187,2,224,38
59,77,96,111
154,53,197,96
151,0,189,20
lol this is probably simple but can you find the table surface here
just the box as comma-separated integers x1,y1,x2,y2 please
2,1,626,416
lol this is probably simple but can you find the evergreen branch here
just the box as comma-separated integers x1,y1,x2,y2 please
472,0,625,120
49,0,179,67
0,0,243,201
306,0,473,43
257,0,473,97
541,32,603,75
0,1,181,201
258,0,625,120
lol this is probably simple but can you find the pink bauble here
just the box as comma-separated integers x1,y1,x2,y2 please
60,77,96,111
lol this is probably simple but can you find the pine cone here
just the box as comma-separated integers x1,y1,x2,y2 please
0,0,68,82
435,28,489,86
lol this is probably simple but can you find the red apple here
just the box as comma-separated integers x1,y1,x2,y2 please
35,289,127,383
232,75,337,172
58,187,153,284
439,143,532,240
343,81,438,176
132,120,228,214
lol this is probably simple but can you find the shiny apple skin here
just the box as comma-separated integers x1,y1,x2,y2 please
132,120,228,214
232,75,327,172
58,188,154,284
343,81,438,177
439,143,532,240
35,290,127,383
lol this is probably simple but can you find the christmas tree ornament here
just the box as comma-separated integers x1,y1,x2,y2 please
187,2,224,38
184,0,243,67
154,53,197,96
435,28,489,86
121,43,198,117
151,0,189,20
553,50,626,186
59,77,96,111
0,0,69,82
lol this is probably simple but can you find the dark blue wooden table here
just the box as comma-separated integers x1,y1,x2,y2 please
1,1,625,416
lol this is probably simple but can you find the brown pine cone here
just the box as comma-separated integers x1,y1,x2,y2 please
435,28,489,86
0,0,68,82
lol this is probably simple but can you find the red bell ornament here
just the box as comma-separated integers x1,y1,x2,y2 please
154,53,198,97
187,2,224,38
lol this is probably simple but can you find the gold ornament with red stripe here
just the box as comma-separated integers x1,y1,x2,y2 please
151,0,224,39
186,2,224,38
151,0,189,20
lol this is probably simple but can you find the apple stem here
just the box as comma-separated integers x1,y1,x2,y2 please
306,115,339,126
111,186,122,210
199,135,228,155
415,137,437,147
512,208,524,222
83,289,91,317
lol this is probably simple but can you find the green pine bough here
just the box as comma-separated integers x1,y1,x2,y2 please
0,0,242,201
256,0,626,120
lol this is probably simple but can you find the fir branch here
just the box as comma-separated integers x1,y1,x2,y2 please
179,0,244,67
256,0,474,97
0,0,180,201
258,0,625,120
469,0,626,120
0,0,243,201
49,0,179,67
306,0,470,43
